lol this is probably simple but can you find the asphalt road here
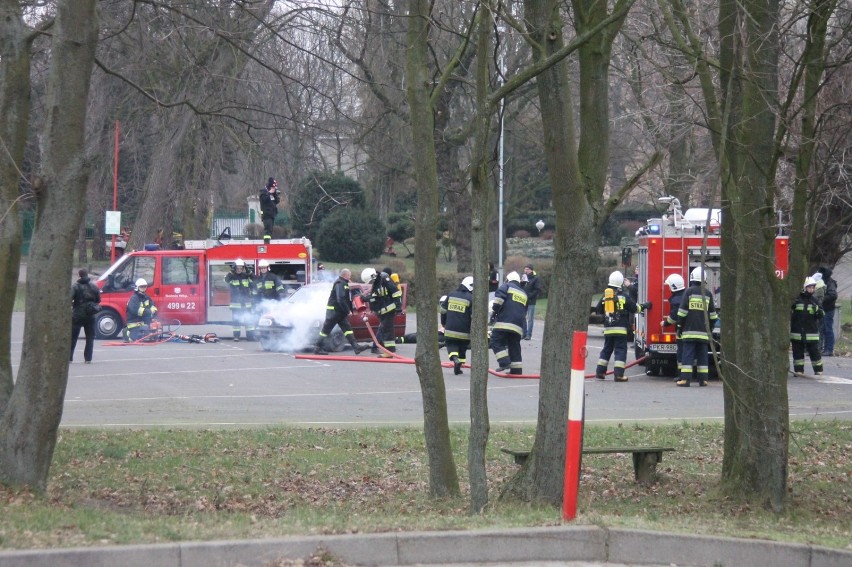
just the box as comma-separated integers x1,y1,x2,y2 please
10,313,851,428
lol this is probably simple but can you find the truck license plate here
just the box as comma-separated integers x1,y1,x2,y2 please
650,344,678,353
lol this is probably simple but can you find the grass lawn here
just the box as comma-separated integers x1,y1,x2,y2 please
0,421,848,551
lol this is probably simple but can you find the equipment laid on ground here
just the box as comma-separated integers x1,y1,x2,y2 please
94,238,313,339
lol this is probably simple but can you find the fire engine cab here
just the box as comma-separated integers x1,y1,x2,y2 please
632,197,788,376
94,238,313,339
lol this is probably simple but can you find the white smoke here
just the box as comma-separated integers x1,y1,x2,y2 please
255,283,334,352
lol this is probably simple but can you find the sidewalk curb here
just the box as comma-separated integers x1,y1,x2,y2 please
0,526,849,567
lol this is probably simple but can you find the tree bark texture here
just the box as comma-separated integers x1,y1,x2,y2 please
406,0,460,498
718,0,790,512
467,1,495,514
0,0,98,490
502,0,615,505
0,0,31,415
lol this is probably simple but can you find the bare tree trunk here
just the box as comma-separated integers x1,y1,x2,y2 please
406,0,460,498
0,0,30,414
0,0,98,490
467,1,495,513
501,0,632,505
718,0,789,512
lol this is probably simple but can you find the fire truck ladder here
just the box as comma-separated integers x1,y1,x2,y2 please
660,230,686,277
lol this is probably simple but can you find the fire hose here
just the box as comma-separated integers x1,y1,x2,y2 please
104,319,182,346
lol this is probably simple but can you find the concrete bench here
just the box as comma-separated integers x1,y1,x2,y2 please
501,446,676,484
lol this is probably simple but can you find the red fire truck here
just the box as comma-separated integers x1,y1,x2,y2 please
94,239,313,339
632,199,788,376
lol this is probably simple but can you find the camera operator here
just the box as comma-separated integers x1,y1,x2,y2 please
260,177,280,244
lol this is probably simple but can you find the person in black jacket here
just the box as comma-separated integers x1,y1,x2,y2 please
817,266,838,356
124,278,158,342
70,268,101,363
314,269,370,355
791,277,824,375
660,273,686,378
521,264,542,340
673,267,717,387
595,270,650,382
225,259,255,341
490,271,528,374
259,177,280,243
366,267,401,357
441,276,473,375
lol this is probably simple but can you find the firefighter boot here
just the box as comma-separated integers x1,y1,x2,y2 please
450,355,462,375
614,373,628,382
313,338,329,355
349,337,369,355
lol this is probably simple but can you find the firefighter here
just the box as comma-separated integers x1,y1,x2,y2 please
259,177,280,244
124,278,158,342
673,267,718,387
314,268,370,355
225,258,255,342
659,273,686,378
791,276,824,376
490,271,527,374
255,259,285,301
595,270,651,382
441,276,473,375
368,267,400,357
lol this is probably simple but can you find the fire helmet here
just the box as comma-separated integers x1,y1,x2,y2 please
361,267,377,283
258,259,270,269
803,276,817,292
506,271,521,283
664,274,685,292
608,270,625,288
234,258,245,267
461,276,474,292
135,278,148,288
689,267,705,283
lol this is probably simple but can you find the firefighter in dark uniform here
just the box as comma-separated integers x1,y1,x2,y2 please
595,270,650,382
124,278,158,342
490,271,527,374
364,267,400,357
255,259,285,301
660,273,685,378
314,268,370,355
259,177,280,244
225,258,255,342
791,276,824,375
441,276,473,375
673,267,718,387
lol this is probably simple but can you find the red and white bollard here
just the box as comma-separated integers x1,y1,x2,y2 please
562,330,586,520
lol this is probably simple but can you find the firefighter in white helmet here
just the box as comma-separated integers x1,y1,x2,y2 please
790,276,824,375
124,278,158,342
672,266,718,387
659,274,686,378
255,259,285,301
369,267,401,357
225,258,256,342
489,271,527,374
440,276,473,375
595,270,651,382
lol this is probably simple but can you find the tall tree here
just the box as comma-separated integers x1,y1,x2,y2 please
502,0,639,505
405,0,460,497
717,0,789,512
0,0,99,489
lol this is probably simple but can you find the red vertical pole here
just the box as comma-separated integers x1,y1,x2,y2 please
110,120,119,264
562,330,587,520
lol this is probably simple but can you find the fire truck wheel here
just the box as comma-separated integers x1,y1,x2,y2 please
95,309,123,340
